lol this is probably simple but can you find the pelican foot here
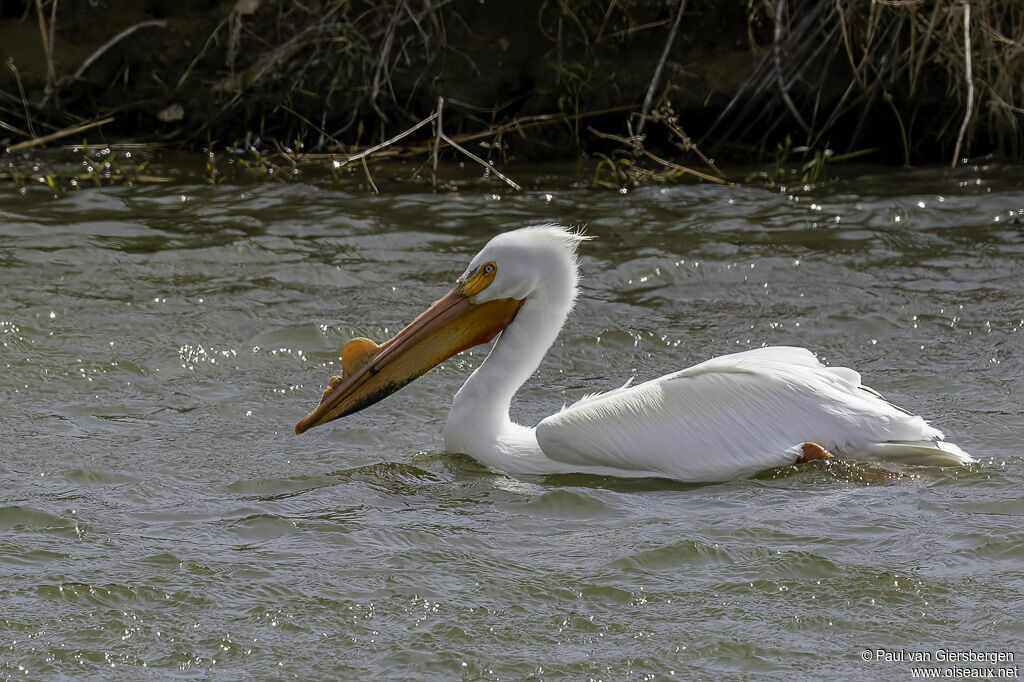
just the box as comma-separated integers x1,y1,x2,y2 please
796,442,835,463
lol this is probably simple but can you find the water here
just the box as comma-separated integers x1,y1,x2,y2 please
1,160,1022,679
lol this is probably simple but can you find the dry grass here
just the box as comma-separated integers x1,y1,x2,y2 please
1,0,1021,175
711,0,1024,164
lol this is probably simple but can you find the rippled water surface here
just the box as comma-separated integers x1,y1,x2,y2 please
1,160,1022,679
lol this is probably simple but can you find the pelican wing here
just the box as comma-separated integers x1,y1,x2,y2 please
535,346,955,481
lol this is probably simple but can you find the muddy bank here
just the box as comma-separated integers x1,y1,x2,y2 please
2,1,1022,171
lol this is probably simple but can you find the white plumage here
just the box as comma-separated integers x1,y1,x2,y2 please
537,346,971,481
442,226,972,481
299,224,974,481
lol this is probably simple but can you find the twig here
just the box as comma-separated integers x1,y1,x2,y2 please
369,0,459,40
6,116,114,152
654,105,725,177
637,0,687,135
705,1,834,144
951,2,973,169
279,104,343,150
597,17,671,44
360,156,379,194
0,119,30,137
980,79,1024,115
34,0,56,98
587,125,725,184
774,0,812,136
909,2,942,98
176,18,226,91
291,105,636,164
409,104,638,152
432,96,443,185
440,133,521,191
640,149,726,184
48,0,57,70
885,92,911,167
369,1,402,122
0,172,170,184
980,20,1024,52
73,20,167,81
595,0,618,43
7,59,37,139
587,125,643,149
834,0,864,89
334,112,438,165
443,95,519,116
57,142,166,151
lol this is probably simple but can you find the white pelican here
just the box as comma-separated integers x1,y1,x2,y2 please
296,225,974,482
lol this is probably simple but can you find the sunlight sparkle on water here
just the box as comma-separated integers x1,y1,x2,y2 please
0,162,1020,680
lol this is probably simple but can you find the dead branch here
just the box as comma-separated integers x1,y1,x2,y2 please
440,132,522,191
6,116,115,152
638,0,688,135
951,2,973,168
73,20,168,82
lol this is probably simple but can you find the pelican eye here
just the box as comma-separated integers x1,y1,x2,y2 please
462,261,498,296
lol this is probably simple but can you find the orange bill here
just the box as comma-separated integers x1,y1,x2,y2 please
295,287,523,435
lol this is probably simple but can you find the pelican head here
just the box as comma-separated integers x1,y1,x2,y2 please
295,225,585,435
